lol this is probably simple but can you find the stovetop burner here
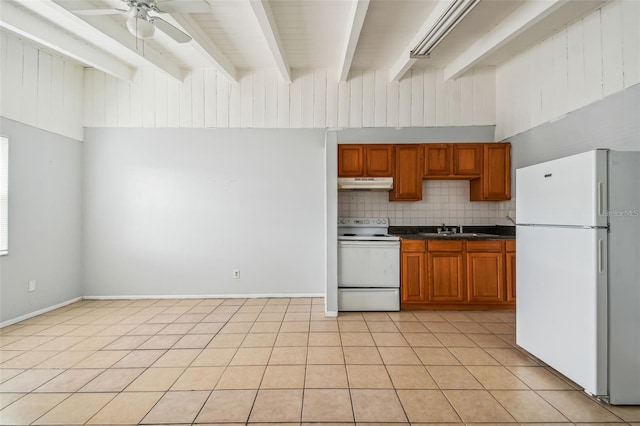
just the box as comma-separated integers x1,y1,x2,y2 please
338,218,399,242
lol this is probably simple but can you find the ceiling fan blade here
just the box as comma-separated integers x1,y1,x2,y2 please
153,0,211,14
151,17,192,43
72,8,127,15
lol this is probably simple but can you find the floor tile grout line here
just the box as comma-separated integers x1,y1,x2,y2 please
1,300,637,425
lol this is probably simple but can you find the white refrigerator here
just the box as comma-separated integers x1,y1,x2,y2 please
516,149,640,405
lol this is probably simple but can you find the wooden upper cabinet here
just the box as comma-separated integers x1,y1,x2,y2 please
365,145,394,176
452,144,482,176
338,145,364,177
390,144,422,201
338,144,392,177
470,143,511,201
423,144,451,177
423,143,482,178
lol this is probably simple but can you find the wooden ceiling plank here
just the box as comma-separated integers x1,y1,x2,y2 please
0,2,134,82
248,0,291,83
338,0,370,82
164,14,238,83
444,0,569,80
389,0,456,82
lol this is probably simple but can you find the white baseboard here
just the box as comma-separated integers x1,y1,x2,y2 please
82,293,325,300
0,297,83,328
324,310,338,317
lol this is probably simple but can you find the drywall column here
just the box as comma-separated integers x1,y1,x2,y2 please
324,130,338,316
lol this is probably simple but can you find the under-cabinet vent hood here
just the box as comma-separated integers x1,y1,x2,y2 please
338,177,393,191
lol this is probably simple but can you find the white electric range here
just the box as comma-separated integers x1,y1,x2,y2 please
337,218,400,311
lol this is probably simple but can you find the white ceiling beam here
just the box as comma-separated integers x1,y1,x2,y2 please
248,0,291,83
163,14,238,83
18,0,185,82
444,0,568,80
0,2,134,82
389,0,456,82
338,0,370,82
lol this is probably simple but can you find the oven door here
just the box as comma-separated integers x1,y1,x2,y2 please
337,240,400,288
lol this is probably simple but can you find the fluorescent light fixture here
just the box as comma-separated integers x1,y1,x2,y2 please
411,0,480,58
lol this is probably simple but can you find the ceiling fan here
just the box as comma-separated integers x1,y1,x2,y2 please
71,0,211,43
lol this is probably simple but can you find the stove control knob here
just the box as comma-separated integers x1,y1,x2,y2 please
364,219,370,224
376,219,382,224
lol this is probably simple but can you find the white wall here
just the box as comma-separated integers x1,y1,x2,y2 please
0,33,84,141
82,128,327,298
495,0,639,140
0,118,83,324
82,67,495,129
508,84,640,170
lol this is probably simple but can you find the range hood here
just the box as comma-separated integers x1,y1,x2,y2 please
338,177,393,191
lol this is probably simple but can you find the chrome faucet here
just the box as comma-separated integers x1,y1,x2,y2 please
438,223,454,234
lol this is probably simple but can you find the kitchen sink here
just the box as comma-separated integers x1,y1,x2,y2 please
417,232,501,238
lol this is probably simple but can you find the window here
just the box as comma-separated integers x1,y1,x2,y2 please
0,137,7,255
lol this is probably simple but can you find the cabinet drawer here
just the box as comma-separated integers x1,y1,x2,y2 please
466,240,503,252
505,240,515,252
401,240,426,252
428,240,463,252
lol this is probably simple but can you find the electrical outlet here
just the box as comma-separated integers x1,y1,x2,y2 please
28,280,36,292
233,269,240,279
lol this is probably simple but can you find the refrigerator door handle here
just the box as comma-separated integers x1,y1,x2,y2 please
598,239,605,274
598,182,605,217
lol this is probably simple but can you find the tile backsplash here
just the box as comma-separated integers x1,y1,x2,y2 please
338,180,516,226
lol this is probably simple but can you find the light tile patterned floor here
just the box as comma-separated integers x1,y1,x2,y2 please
1,297,639,425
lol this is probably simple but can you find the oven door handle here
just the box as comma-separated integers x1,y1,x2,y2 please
338,241,400,248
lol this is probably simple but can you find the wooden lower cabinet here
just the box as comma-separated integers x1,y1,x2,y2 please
401,252,426,302
426,241,464,302
401,239,515,310
401,240,426,303
466,242,504,303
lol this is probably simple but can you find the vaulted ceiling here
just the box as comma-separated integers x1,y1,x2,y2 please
1,0,608,84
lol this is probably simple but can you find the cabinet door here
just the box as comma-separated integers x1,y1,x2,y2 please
365,145,393,177
467,251,504,302
426,251,465,302
390,145,422,201
401,252,426,303
505,240,516,301
471,143,511,200
338,145,364,177
423,144,451,177
452,144,482,176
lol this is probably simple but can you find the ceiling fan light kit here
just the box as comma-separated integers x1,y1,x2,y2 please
126,8,155,39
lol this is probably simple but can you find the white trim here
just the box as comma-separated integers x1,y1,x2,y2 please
0,297,82,328
324,310,338,317
82,293,325,300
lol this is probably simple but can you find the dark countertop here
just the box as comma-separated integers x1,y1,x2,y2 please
390,225,515,241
